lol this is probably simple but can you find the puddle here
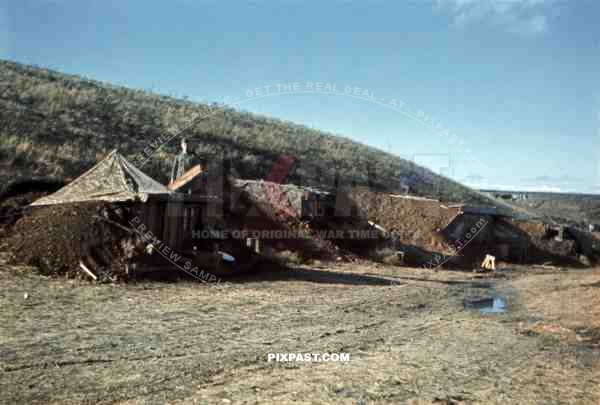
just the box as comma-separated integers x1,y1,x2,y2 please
464,295,507,314
479,297,507,314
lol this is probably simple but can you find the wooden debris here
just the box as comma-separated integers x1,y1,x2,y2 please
480,254,496,271
168,165,202,190
78,260,98,280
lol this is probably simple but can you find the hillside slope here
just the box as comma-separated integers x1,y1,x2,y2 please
1,59,504,208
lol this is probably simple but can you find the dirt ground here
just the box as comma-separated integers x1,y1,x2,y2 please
1,249,600,404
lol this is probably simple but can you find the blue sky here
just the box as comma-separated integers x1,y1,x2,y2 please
1,0,598,193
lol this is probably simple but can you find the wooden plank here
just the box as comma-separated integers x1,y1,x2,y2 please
168,165,203,191
79,260,98,280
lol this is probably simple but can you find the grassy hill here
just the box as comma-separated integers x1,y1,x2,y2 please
0,59,502,208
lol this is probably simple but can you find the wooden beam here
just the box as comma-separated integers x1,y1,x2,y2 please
168,165,203,191
79,261,98,281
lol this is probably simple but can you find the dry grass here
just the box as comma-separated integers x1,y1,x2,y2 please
1,255,599,404
0,59,509,208
511,266,600,342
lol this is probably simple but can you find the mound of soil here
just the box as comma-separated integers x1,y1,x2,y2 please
6,202,137,281
349,187,460,252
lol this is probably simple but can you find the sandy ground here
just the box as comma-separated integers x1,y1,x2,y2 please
1,253,599,404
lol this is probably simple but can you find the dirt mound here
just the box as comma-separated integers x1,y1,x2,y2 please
6,202,137,281
349,187,460,252
513,220,585,264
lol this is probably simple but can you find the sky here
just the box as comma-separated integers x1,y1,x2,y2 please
1,0,598,193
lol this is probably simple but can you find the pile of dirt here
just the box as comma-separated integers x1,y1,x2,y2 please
513,220,580,261
6,202,139,281
349,187,460,253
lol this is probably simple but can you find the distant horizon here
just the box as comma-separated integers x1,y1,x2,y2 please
478,186,600,196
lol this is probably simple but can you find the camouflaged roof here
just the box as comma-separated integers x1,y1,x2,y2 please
31,150,169,206
232,179,329,218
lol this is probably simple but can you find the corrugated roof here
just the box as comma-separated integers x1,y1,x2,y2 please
31,150,169,206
